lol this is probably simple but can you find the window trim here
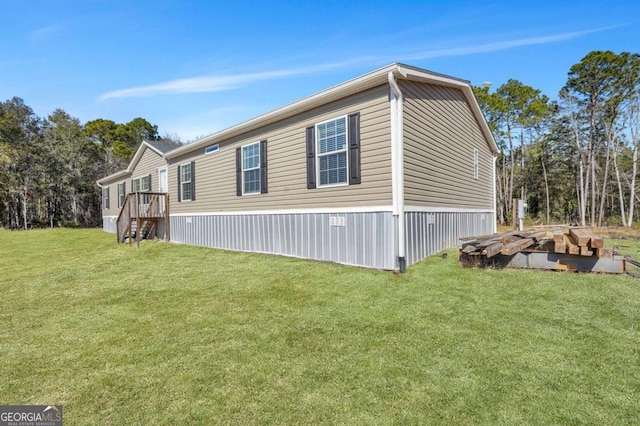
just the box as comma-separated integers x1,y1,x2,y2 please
142,175,150,191
102,186,110,209
132,175,150,192
117,182,126,207
315,115,349,188
241,141,261,196
180,163,193,202
474,148,479,180
205,144,220,155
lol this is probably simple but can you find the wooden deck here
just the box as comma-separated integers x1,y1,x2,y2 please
116,192,170,247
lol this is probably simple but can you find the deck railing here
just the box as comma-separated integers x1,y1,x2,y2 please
116,192,170,245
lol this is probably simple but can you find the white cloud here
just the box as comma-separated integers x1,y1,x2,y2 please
97,25,620,102
98,59,367,101
30,25,59,42
403,26,622,60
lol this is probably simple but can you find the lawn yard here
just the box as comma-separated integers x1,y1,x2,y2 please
1,228,639,424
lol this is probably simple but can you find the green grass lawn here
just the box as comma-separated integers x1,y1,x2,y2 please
1,229,639,425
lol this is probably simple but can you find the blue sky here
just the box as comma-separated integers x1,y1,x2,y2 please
1,1,638,142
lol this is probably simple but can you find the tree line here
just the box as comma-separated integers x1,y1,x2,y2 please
1,49,639,230
0,98,178,229
474,50,640,227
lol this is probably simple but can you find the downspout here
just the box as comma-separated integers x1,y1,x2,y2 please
388,71,406,272
492,154,497,234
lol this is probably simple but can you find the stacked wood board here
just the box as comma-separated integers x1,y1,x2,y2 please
459,226,624,273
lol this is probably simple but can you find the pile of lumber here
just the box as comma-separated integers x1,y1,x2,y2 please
460,226,611,261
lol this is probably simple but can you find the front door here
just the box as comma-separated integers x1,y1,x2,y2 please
158,168,168,193
157,167,168,238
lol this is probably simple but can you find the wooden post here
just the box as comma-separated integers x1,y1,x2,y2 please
136,193,140,249
165,194,170,242
128,194,132,246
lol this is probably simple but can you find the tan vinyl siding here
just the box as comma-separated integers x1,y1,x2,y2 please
101,177,125,217
169,84,392,213
401,80,494,210
101,146,167,217
130,147,167,192
101,185,113,216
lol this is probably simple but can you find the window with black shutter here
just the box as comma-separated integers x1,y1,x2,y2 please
306,113,360,188
118,182,126,207
102,187,110,209
236,141,267,195
179,162,194,201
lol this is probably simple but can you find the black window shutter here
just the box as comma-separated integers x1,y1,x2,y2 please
260,140,268,194
236,148,242,196
106,188,110,209
190,161,196,201
147,173,152,191
348,112,361,185
306,126,316,189
123,181,126,194
131,179,134,193
177,166,182,202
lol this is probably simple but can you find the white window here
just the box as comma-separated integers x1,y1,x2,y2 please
131,176,150,192
474,149,479,179
242,142,261,194
205,144,219,154
102,187,110,209
118,182,126,207
316,116,348,186
180,163,192,201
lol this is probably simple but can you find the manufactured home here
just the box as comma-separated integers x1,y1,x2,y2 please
98,63,498,272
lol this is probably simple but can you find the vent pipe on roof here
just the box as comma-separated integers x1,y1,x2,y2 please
388,71,406,273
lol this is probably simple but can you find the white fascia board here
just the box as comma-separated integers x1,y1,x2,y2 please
144,141,165,156
128,141,165,172
170,206,394,216
126,144,146,172
98,141,164,187
463,87,499,154
96,169,132,186
397,65,470,88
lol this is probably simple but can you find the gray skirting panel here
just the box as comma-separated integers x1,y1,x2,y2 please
103,210,494,270
404,211,495,266
102,217,117,233
170,212,397,270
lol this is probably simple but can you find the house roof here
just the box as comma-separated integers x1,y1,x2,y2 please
146,139,182,154
98,62,498,187
96,140,169,186
97,169,132,186
164,62,498,159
